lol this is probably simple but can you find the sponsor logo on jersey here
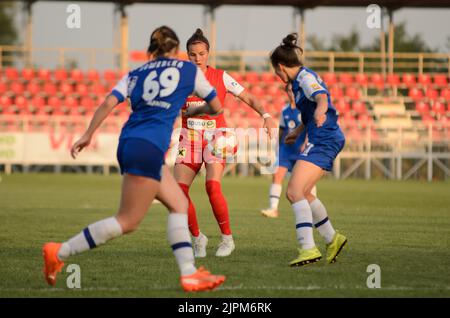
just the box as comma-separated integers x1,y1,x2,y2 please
311,83,321,90
186,101,207,107
187,118,217,130
177,147,187,158
288,120,296,129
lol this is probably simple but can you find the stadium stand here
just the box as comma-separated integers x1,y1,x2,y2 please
1,68,449,144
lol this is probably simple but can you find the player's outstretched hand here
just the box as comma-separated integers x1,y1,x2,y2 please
263,116,277,139
314,113,327,127
71,134,92,159
284,131,299,145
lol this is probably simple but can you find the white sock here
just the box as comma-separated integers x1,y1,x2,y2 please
222,234,233,241
291,199,315,249
58,216,123,260
167,213,196,276
269,184,282,209
310,199,336,244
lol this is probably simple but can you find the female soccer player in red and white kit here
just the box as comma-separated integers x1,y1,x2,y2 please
176,29,276,258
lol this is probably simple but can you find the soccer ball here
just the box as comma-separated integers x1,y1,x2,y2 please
207,129,238,160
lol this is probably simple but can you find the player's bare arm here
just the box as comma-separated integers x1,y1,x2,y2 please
313,93,328,128
71,94,119,159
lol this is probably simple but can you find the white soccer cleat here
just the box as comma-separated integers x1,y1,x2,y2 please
261,208,279,218
215,236,235,257
193,233,208,258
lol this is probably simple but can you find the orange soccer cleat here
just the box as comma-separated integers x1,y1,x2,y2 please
180,266,226,292
42,242,65,286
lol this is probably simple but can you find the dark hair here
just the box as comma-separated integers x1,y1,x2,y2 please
147,25,180,57
186,28,210,52
270,33,304,68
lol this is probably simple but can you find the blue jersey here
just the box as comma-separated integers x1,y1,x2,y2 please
291,67,344,144
279,103,305,153
111,58,217,153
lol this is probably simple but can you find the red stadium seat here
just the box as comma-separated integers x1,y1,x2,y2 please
80,96,96,109
91,83,106,96
244,72,259,84
415,101,430,113
425,88,439,100
342,113,356,128
345,86,361,100
21,68,35,81
87,69,100,82
322,73,337,86
0,95,12,108
63,96,79,114
352,101,367,114
37,69,52,82
26,81,42,96
432,101,446,115
357,113,373,128
11,82,25,95
387,74,400,86
260,72,276,84
30,95,46,114
334,99,350,113
5,67,19,81
402,73,416,87
70,69,84,82
338,73,354,86
103,69,117,82
433,74,448,88
14,95,28,113
75,83,89,97
43,82,57,96
329,86,344,99
408,87,424,100
47,96,62,113
355,73,368,86
0,82,7,95
440,88,450,101
54,68,68,82
422,114,435,126
418,74,432,87
249,85,265,97
370,73,384,88
59,82,74,95
266,84,282,97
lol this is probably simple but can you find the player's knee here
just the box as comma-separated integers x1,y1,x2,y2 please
305,192,316,203
286,186,306,203
206,180,221,196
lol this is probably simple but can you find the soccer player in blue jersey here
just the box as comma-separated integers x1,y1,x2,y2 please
42,26,226,292
270,33,347,266
261,83,316,218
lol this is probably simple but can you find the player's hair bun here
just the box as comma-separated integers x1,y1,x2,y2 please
186,28,210,51
282,33,298,48
194,28,204,36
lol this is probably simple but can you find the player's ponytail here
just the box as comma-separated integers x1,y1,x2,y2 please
186,28,210,51
147,25,180,57
270,33,304,68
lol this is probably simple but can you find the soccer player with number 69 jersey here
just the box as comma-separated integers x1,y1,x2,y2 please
42,26,226,292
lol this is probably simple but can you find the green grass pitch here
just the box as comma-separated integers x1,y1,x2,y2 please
0,173,449,297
